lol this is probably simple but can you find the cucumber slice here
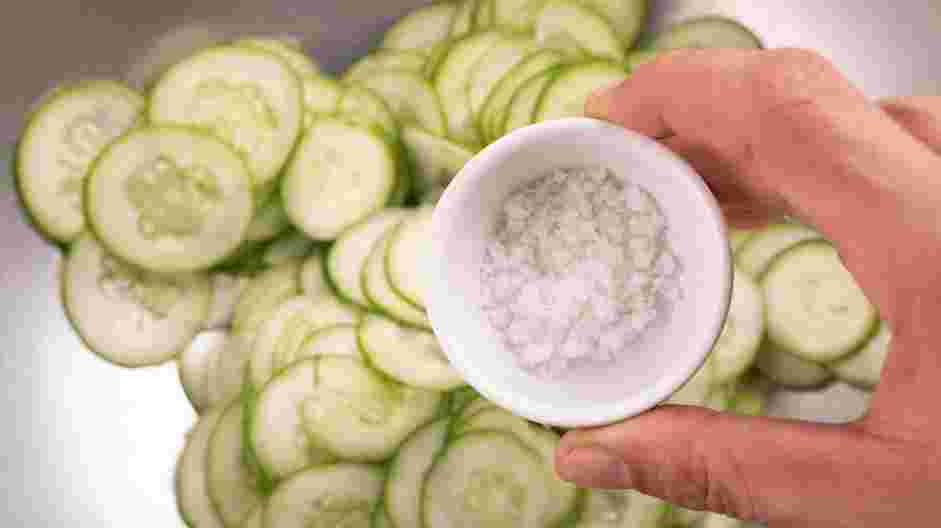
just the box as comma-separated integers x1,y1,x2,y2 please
401,126,474,199
434,31,505,147
700,513,745,528
728,228,756,254
450,0,480,38
580,0,647,47
262,231,316,266
86,127,254,273
535,1,625,61
235,37,321,77
448,386,482,416
208,332,255,408
345,50,429,82
468,36,537,124
374,505,393,528
180,330,230,412
265,464,384,528
386,419,450,528
829,322,891,390
297,324,363,361
493,0,550,32
383,2,459,52
735,223,822,278
667,359,714,406
249,295,362,389
475,0,497,29
457,397,497,424
301,356,442,461
423,40,454,79
282,118,398,241
389,138,416,207
240,507,263,528
386,206,435,309
363,227,433,330
763,241,877,362
205,273,250,329
207,404,265,528
16,80,144,243
252,360,337,480
756,341,832,389
480,50,567,143
626,49,661,71
360,314,465,391
457,409,578,525
176,408,226,528
244,195,291,243
534,61,628,123
149,45,304,187
576,489,633,528
338,84,400,140
301,75,343,126
231,260,301,334
423,431,552,528
327,209,411,307
300,252,333,299
651,16,762,50
707,267,764,384
502,68,560,135
63,234,211,368
358,71,448,136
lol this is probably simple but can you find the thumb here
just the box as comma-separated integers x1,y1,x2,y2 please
555,405,875,524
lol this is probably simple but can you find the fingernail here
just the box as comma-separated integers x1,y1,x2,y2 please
585,79,623,118
557,446,631,489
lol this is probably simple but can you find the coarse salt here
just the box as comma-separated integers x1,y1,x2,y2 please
480,166,683,377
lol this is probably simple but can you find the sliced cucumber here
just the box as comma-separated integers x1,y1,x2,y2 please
240,507,263,528
763,241,877,362
180,330,230,412
735,223,822,278
297,324,363,361
262,231,316,266
231,260,301,334
327,209,410,307
576,489,633,528
756,341,832,389
207,404,265,528
707,267,764,384
265,464,384,528
176,408,226,528
282,118,398,241
86,127,254,273
149,45,304,187
301,356,442,461
435,31,505,147
448,386,482,416
363,226,433,329
423,40,454,79
386,206,435,309
235,37,321,77
249,295,362,389
493,0,550,32
16,80,144,243
345,50,429,82
244,194,291,243
534,61,627,123
300,252,333,299
338,84,400,140
449,0,480,38
580,0,647,47
728,228,756,254
386,419,450,528
374,505,393,528
383,2,459,52
423,431,552,528
651,16,762,50
252,360,337,480
468,36,537,124
301,75,343,125
360,314,464,391
535,0,626,61
502,67,561,135
480,49,567,143
358,71,448,136
475,0,497,28
829,322,891,390
401,126,474,199
205,273,250,330
456,397,497,424
63,234,211,368
207,331,255,408
666,359,714,406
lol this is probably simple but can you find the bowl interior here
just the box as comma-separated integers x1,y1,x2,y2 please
429,118,732,427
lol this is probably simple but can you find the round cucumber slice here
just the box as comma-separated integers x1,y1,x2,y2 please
63,234,211,368
829,322,891,390
580,0,648,47
358,71,448,137
363,226,433,330
149,45,304,187
86,126,254,273
16,80,144,243
400,126,474,200
338,84,400,140
205,273,251,329
651,16,763,50
467,36,537,124
297,324,363,361
449,0,481,39
735,223,822,278
179,330,230,412
235,37,321,77
383,2,458,52
176,408,226,528
360,314,465,391
756,341,832,389
327,209,410,307
479,50,566,143
344,50,428,82
300,251,333,300
265,464,384,528
301,75,343,126
493,0,551,32
386,206,435,309
708,267,764,384
534,61,627,123
386,419,450,528
240,507,263,528
535,0,626,61
231,260,301,334
502,68,560,136
207,404,265,528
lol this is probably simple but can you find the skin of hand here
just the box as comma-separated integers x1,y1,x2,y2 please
554,48,941,528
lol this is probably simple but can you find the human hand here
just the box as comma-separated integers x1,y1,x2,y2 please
554,48,941,528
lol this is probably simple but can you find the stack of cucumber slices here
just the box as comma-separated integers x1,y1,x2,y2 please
12,1,888,527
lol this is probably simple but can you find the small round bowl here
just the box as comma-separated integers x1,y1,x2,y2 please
427,117,732,428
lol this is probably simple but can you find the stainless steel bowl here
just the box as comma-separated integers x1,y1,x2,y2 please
1,1,938,525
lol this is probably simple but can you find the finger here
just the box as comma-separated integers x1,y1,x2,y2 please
880,96,941,155
555,406,903,526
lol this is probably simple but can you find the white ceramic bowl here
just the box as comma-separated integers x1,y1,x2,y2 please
427,117,732,428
